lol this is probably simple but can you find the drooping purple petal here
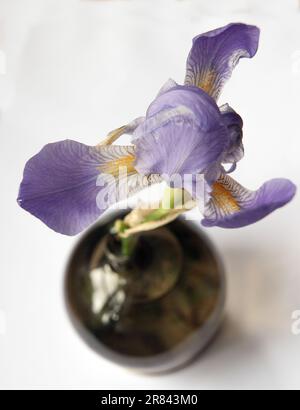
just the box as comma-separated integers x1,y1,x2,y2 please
220,103,244,165
185,23,260,100
202,173,296,228
17,140,138,235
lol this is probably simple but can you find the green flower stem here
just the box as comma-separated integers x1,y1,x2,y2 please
113,219,136,258
121,235,136,257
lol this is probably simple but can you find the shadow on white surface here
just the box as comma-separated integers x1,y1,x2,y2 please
160,243,299,389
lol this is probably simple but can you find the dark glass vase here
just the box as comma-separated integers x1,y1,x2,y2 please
65,211,225,373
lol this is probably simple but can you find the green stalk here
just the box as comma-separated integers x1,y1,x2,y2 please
121,235,136,257
113,219,136,258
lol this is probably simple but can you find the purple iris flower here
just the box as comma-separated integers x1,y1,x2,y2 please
18,23,296,235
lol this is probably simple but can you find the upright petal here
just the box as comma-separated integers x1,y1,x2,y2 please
202,173,296,228
156,78,178,97
133,85,229,182
133,105,195,142
146,85,222,130
185,23,260,100
135,115,228,180
17,140,147,235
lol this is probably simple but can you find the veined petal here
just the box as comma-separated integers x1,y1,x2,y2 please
185,23,260,100
202,173,296,228
135,115,228,179
17,140,156,235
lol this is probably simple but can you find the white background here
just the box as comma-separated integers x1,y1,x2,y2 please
0,0,300,390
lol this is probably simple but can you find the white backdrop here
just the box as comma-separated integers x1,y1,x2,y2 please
0,0,300,390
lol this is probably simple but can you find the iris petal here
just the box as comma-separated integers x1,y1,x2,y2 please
185,23,260,100
202,173,296,228
147,85,221,130
133,105,195,142
156,78,178,97
135,115,228,180
220,104,244,165
17,140,153,235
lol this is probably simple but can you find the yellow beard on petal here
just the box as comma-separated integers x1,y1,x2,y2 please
196,69,217,95
212,182,240,214
98,155,136,177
